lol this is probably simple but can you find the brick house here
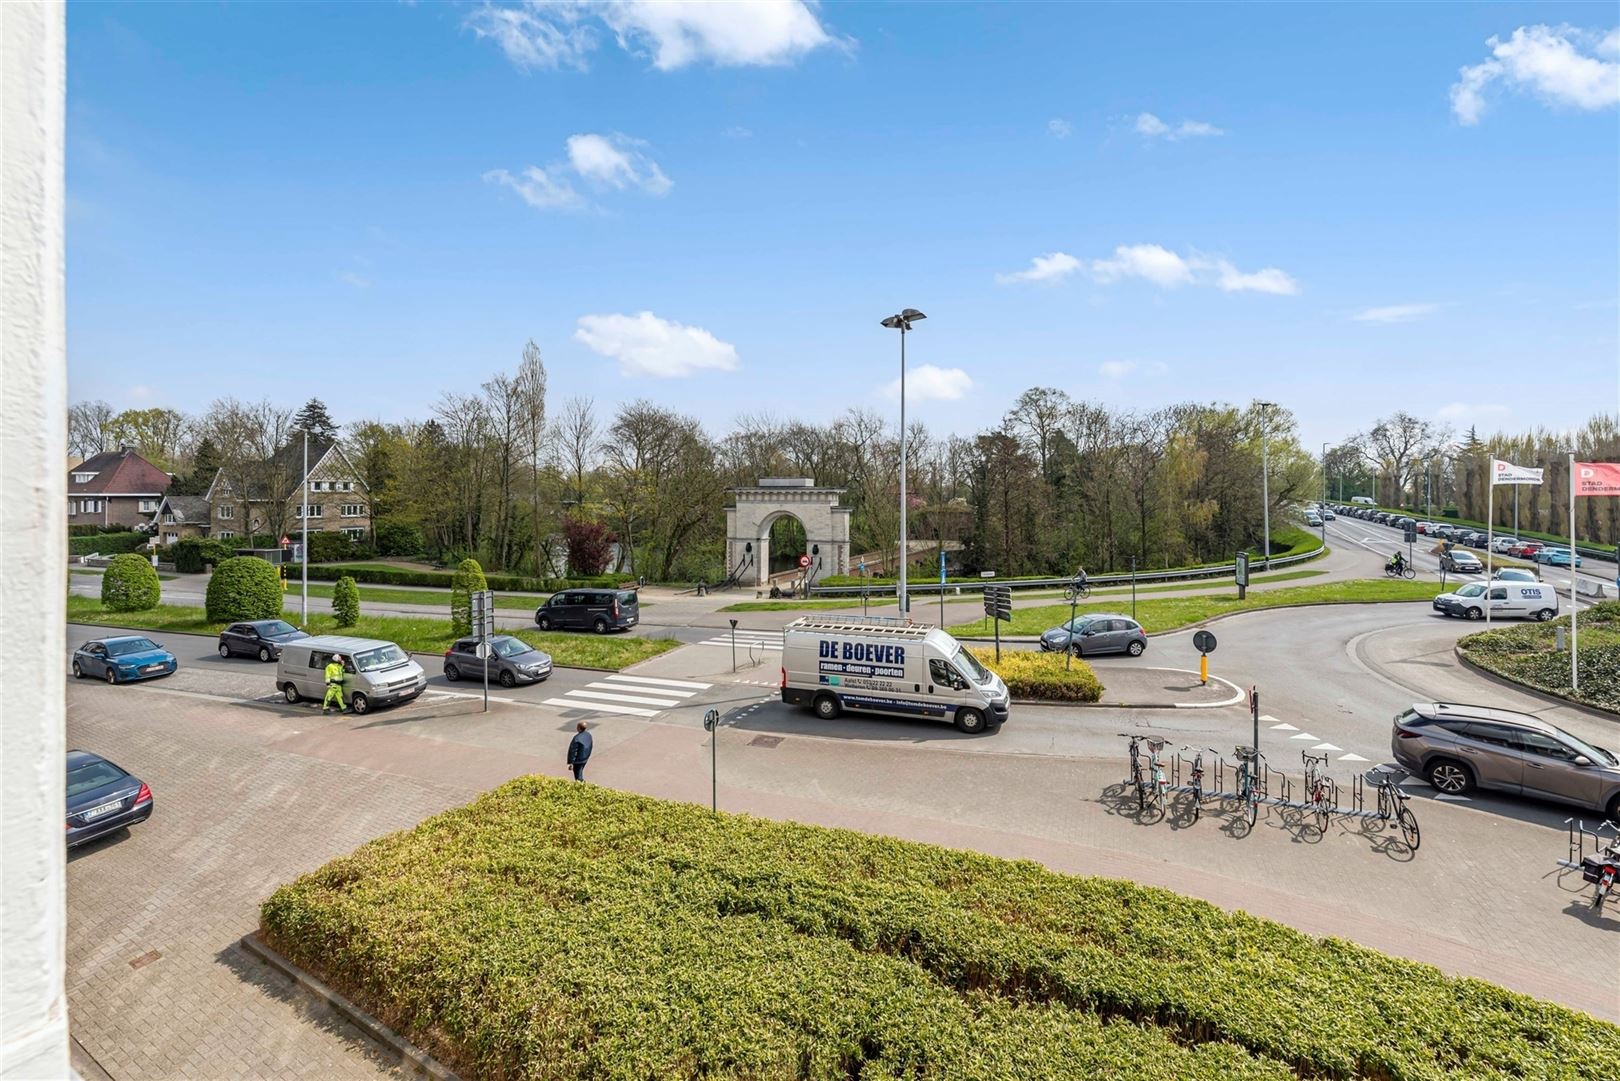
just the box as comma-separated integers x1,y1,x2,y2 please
68,447,171,530
197,439,370,543
149,495,212,547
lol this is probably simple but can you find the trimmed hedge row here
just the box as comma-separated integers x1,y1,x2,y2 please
262,780,1618,1081
69,531,146,556
967,646,1103,702
1458,601,1620,713
298,562,630,593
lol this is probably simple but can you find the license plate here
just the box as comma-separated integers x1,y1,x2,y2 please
82,799,123,821
142,663,163,672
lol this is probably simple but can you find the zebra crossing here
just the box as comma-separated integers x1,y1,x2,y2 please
543,674,713,720
1264,717,1369,763
693,628,785,653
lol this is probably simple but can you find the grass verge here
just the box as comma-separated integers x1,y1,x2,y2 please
949,578,1442,636
967,647,1103,702
296,581,544,611
261,779,1619,1081
1457,600,1620,713
65,596,676,671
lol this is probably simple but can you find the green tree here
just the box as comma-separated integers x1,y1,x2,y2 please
205,556,284,622
450,557,487,636
293,397,339,442
106,407,191,471
101,553,161,612
332,575,360,628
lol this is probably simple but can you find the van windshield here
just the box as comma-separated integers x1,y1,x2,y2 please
953,646,992,684
1456,584,1485,597
355,645,408,672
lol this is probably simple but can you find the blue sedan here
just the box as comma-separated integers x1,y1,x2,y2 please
1534,549,1583,568
71,635,177,684
67,750,153,847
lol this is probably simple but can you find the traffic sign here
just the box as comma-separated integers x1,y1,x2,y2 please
279,535,290,547
1193,630,1217,654
703,708,720,732
982,585,1012,621
798,554,811,568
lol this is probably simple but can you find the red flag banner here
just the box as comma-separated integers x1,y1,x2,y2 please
1574,461,1620,497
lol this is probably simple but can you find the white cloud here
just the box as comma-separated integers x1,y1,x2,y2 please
466,1,843,72
1351,303,1440,324
566,133,672,194
1134,112,1226,140
1090,244,1195,288
1048,117,1073,139
338,271,371,289
1437,402,1510,423
1451,24,1620,124
996,251,1081,285
882,364,973,402
1083,244,1298,295
574,311,739,378
482,165,586,211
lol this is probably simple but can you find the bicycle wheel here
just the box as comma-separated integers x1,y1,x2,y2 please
1190,784,1202,822
1314,794,1331,833
1136,774,1145,811
1397,805,1420,849
1377,783,1389,821
1245,791,1259,829
1403,566,1416,580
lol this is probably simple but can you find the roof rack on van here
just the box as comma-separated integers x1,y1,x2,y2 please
785,615,935,638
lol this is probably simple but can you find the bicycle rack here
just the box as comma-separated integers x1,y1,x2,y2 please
1558,818,1619,876
1337,771,1388,821
1167,750,1207,798
1259,761,1289,807
747,640,764,669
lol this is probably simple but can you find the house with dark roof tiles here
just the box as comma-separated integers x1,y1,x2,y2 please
68,447,171,530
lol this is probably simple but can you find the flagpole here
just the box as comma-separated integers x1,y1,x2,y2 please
1569,451,1577,693
1485,465,1494,628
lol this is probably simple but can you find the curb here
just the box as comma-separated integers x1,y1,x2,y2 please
239,933,460,1080
1451,645,1618,720
955,597,1437,644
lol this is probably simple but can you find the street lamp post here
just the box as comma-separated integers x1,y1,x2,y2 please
1256,402,1277,569
881,308,926,618
1320,441,1331,548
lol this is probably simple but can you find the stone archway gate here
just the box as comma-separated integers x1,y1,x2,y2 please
725,478,851,588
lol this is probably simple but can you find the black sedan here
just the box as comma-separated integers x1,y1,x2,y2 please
218,619,309,662
71,636,176,684
67,750,153,847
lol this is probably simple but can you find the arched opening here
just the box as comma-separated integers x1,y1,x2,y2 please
766,513,807,577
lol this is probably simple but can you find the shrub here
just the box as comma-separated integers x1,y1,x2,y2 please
373,519,424,558
171,537,238,574
205,556,284,622
332,575,360,628
68,531,146,557
966,647,1104,702
306,530,354,563
449,558,487,636
262,780,1620,1081
564,515,615,576
100,553,161,612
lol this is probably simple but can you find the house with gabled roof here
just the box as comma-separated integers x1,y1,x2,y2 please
68,447,171,530
188,439,370,544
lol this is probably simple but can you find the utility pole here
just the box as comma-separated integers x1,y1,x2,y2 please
1257,402,1276,569
881,309,925,618
300,430,309,626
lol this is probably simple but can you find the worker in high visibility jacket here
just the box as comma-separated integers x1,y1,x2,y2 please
322,654,347,714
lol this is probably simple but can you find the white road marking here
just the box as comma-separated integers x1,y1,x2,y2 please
601,674,712,691
1434,794,1473,802
1289,732,1318,741
1310,742,1342,751
1260,714,1280,722
541,698,660,718
1270,722,1298,731
1338,752,1369,762
564,689,683,707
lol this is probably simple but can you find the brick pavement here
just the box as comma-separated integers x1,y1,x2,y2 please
66,686,480,1080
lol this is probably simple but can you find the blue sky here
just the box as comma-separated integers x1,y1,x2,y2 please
67,2,1619,451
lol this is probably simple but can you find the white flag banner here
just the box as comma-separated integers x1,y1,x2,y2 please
1491,458,1543,485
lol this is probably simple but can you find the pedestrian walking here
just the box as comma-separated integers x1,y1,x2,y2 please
322,653,347,714
566,721,592,781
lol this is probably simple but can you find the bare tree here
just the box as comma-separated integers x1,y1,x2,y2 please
554,396,597,506
1357,412,1448,505
68,400,115,458
199,397,295,536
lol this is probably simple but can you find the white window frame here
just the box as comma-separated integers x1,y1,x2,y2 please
340,503,366,518
216,530,236,539
72,472,96,483
297,504,324,519
341,527,365,540
217,503,234,519
138,499,159,513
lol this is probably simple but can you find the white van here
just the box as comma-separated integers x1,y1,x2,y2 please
780,616,1010,734
1350,496,1377,506
276,634,427,714
1433,582,1559,621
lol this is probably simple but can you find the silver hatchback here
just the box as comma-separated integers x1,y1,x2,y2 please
1039,613,1147,658
1390,703,1620,822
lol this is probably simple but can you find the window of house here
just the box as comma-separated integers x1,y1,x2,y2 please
342,527,365,540
298,504,323,518
341,481,354,491
162,513,176,524
340,503,366,517
69,500,78,515
138,499,159,513
217,504,234,519
217,530,235,539
163,532,177,543
71,472,96,483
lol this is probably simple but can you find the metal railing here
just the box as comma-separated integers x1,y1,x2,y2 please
808,543,1327,598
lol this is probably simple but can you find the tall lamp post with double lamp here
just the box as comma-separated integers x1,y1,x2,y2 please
1256,401,1276,569
881,308,926,618
1320,441,1331,548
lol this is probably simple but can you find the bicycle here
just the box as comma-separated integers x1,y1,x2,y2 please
1141,737,1169,819
1233,745,1265,830
1064,579,1092,602
1119,733,1146,810
1369,768,1420,849
1181,747,1209,822
1302,751,1334,834
1383,562,1416,580
1577,822,1618,912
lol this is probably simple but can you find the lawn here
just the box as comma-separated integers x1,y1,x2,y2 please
71,567,177,581
1457,601,1620,713
65,596,676,671
297,581,544,612
260,779,1618,1081
949,578,1442,636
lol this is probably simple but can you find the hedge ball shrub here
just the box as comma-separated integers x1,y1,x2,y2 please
332,575,360,628
450,558,488,637
205,556,284,622
100,553,162,612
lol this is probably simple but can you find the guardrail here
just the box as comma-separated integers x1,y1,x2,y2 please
808,544,1327,597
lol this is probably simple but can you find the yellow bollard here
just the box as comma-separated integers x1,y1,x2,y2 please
1199,652,1208,686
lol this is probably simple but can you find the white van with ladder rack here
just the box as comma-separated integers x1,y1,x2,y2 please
780,615,1009,734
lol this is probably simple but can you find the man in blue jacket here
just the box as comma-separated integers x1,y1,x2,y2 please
566,721,592,782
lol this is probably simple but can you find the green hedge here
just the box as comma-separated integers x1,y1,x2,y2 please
261,780,1618,1081
68,531,146,556
331,576,360,628
205,556,284,622
297,562,629,593
100,553,161,612
967,647,1104,702
1458,601,1620,713
69,523,138,537
170,537,238,573
449,558,486,637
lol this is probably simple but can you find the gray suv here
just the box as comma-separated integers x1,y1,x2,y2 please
1039,614,1147,657
1391,703,1620,822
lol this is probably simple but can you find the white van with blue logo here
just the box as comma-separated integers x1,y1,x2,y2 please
780,616,1009,734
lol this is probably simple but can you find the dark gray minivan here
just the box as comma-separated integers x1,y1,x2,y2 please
535,588,639,634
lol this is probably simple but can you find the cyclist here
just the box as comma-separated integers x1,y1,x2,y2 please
1387,552,1406,576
